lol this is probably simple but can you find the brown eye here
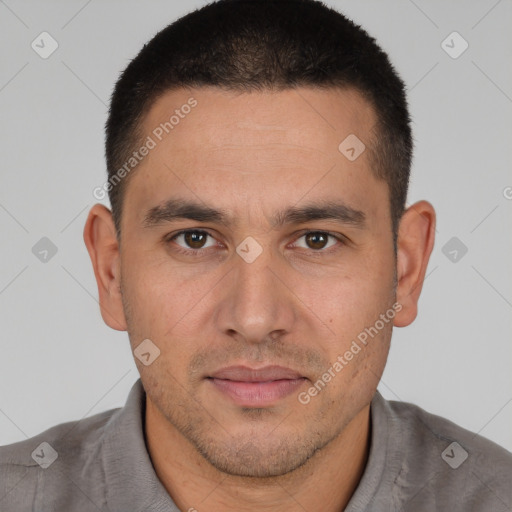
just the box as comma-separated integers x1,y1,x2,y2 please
184,231,208,249
305,232,329,250
292,231,341,252
170,230,216,251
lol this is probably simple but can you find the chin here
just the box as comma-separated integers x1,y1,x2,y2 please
191,430,328,478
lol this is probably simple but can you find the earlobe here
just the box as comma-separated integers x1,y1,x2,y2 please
393,200,436,328
83,204,128,331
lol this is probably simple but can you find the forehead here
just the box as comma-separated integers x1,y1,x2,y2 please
123,86,385,226
143,86,376,152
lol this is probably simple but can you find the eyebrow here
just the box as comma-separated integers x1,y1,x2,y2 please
142,198,366,230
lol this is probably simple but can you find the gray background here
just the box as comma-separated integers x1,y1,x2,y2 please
1,0,511,451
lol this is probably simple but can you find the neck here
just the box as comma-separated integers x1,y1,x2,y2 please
145,400,371,512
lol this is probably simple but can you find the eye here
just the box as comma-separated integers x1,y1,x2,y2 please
291,231,342,251
169,230,217,251
166,229,344,256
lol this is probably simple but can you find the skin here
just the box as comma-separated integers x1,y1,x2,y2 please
84,86,435,511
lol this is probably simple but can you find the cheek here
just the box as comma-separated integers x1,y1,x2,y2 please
312,268,395,394
120,257,174,338
320,267,394,333
122,258,219,355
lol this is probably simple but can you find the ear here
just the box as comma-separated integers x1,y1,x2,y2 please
83,204,127,331
393,200,436,328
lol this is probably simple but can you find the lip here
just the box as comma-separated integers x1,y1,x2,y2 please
210,365,303,381
208,365,307,407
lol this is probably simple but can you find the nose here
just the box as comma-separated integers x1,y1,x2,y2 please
215,243,297,345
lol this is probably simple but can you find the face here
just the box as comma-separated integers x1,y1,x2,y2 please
118,87,397,477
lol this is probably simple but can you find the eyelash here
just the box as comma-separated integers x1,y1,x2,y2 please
165,229,346,257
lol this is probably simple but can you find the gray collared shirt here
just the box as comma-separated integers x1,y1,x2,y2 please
1,379,511,511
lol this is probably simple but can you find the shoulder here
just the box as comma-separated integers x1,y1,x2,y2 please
381,395,512,510
387,397,512,469
0,407,118,511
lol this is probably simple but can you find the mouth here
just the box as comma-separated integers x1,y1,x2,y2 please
207,365,307,407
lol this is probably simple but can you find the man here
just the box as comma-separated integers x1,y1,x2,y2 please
1,0,511,510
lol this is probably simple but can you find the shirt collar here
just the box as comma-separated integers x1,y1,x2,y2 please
345,390,403,511
101,378,179,512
